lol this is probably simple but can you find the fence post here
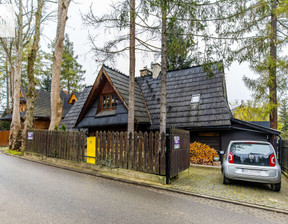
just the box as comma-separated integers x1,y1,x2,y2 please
166,132,171,184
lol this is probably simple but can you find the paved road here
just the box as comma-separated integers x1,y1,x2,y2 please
0,153,287,224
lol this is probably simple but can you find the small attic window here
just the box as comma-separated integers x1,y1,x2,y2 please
100,94,118,111
191,94,200,104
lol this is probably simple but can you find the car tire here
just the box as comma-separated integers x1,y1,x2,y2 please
223,175,231,185
271,182,281,192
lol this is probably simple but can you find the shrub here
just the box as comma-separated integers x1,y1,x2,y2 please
54,125,58,131
61,124,67,131
190,141,218,165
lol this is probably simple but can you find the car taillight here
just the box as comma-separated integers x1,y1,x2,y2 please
270,154,275,167
228,152,234,163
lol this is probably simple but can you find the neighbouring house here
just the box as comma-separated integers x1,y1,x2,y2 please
62,62,280,152
1,88,81,130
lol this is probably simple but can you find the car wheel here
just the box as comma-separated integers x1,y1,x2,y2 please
223,175,231,185
271,182,281,192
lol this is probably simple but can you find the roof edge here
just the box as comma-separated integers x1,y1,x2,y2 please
231,118,281,135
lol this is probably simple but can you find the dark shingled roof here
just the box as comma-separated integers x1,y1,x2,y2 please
61,87,92,129
1,89,74,120
77,96,128,128
136,63,232,130
103,65,151,124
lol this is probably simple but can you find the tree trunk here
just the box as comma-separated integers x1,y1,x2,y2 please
128,0,136,135
0,40,14,107
5,59,9,111
160,1,167,135
8,55,14,106
269,0,277,130
22,0,45,151
49,0,71,130
9,0,23,151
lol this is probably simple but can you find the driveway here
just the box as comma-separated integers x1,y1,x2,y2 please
171,166,288,211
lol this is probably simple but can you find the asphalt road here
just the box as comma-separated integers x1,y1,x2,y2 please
0,153,287,224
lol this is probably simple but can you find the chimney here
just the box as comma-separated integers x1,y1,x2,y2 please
152,63,161,79
140,66,152,77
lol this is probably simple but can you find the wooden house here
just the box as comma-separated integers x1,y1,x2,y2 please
62,62,280,151
1,89,80,130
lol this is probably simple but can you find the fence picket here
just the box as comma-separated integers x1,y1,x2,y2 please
160,132,166,175
138,132,143,172
124,132,128,169
143,132,148,172
119,132,123,168
154,132,160,174
115,132,119,167
133,132,137,170
148,132,154,173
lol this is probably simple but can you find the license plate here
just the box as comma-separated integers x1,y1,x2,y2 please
241,169,267,176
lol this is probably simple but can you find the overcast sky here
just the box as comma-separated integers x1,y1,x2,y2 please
42,0,255,106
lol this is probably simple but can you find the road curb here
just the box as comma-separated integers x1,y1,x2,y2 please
2,151,288,216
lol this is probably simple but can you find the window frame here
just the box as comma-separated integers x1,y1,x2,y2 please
191,94,201,104
99,93,118,111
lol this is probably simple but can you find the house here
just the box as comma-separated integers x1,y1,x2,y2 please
62,62,280,151
1,89,80,129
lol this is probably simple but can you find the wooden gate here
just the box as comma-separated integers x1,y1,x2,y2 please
168,128,190,179
0,131,9,147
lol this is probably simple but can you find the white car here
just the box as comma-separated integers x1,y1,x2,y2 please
221,141,281,192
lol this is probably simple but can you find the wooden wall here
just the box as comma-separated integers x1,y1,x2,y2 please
190,131,220,151
221,130,268,152
33,119,50,130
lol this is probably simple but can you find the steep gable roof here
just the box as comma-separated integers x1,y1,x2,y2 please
136,62,232,130
76,65,150,126
103,65,150,124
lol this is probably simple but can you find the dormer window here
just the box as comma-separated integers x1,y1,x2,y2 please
101,94,118,110
191,94,200,104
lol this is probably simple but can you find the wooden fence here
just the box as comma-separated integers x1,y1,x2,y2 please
282,140,288,174
91,131,166,175
25,130,85,161
0,131,9,147
24,129,190,179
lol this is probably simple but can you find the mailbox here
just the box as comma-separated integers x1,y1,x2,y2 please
87,137,96,164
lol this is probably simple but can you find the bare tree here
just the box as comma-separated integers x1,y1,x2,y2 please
22,0,45,150
9,0,24,150
128,0,136,135
160,0,167,135
49,0,71,130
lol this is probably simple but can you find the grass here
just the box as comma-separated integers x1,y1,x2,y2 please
0,147,22,156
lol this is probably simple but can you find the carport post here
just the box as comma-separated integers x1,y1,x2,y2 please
277,134,282,167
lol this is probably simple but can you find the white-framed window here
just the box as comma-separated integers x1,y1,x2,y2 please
191,94,200,104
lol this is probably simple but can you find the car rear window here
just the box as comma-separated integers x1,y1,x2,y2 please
230,142,274,166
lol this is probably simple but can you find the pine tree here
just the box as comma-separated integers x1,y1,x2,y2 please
166,16,194,70
60,34,85,94
279,98,288,133
215,0,288,130
44,34,85,94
